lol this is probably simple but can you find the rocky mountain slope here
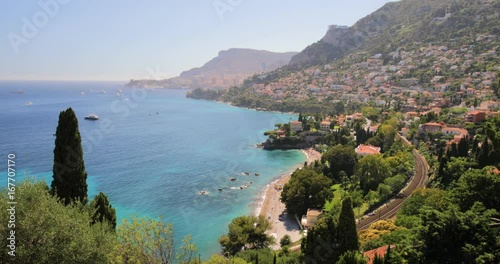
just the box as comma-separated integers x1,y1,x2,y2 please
127,49,297,89
289,0,500,68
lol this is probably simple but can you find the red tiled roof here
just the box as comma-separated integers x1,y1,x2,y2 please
467,110,484,115
364,245,395,264
355,144,381,155
423,122,443,127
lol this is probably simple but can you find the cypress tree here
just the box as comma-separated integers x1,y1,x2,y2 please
273,254,276,264
90,192,117,230
373,254,384,264
384,245,391,264
51,108,88,204
338,197,359,255
457,137,469,157
477,138,491,168
450,143,459,158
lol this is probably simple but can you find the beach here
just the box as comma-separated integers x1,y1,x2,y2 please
256,148,322,247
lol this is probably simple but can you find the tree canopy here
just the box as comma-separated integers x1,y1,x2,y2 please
322,145,358,180
281,168,333,216
90,192,117,230
51,107,88,204
218,215,274,256
110,216,197,264
0,180,115,263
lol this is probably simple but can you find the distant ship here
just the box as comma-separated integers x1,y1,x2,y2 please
84,114,99,120
25,102,32,106
9,89,24,94
80,91,86,96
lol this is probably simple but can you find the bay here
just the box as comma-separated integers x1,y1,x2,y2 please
0,80,305,258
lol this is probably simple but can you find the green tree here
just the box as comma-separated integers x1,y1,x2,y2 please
322,145,358,180
0,180,116,263
218,215,274,256
452,167,500,211
484,114,500,151
476,138,492,168
356,155,390,194
419,204,499,263
204,254,248,264
111,216,197,264
281,168,333,216
90,192,117,230
457,137,469,157
51,107,88,204
280,234,291,247
338,197,359,254
337,251,367,264
302,214,342,264
438,157,478,189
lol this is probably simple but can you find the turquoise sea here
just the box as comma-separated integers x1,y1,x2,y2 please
0,81,305,258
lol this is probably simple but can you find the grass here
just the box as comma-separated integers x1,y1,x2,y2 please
324,184,369,218
324,184,343,212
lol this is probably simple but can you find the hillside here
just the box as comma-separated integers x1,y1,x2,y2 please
188,0,500,114
289,0,500,68
126,48,297,89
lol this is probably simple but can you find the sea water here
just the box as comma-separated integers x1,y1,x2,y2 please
0,80,305,258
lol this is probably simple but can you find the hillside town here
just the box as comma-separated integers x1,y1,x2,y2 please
252,35,498,114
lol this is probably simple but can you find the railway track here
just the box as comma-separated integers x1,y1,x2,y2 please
356,135,429,231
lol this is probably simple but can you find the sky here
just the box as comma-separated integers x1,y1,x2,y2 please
0,0,395,81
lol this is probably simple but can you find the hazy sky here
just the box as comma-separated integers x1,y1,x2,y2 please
1,0,395,81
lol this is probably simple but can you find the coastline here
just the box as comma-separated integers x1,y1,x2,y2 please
254,147,322,218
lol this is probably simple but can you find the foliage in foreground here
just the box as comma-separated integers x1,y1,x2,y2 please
302,197,360,264
219,215,274,256
0,180,116,264
110,216,197,264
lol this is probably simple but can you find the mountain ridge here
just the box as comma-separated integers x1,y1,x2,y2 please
126,48,297,89
288,0,500,68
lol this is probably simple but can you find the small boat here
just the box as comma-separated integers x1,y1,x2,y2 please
25,102,32,106
230,178,237,181
255,173,260,176
84,114,99,120
244,172,250,175
198,191,209,195
80,91,86,96
10,89,24,94
218,188,223,192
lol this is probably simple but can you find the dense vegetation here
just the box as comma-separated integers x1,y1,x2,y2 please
358,115,500,263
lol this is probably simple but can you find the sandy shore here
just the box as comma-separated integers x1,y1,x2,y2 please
255,148,322,247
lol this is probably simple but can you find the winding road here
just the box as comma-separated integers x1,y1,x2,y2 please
356,134,429,230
